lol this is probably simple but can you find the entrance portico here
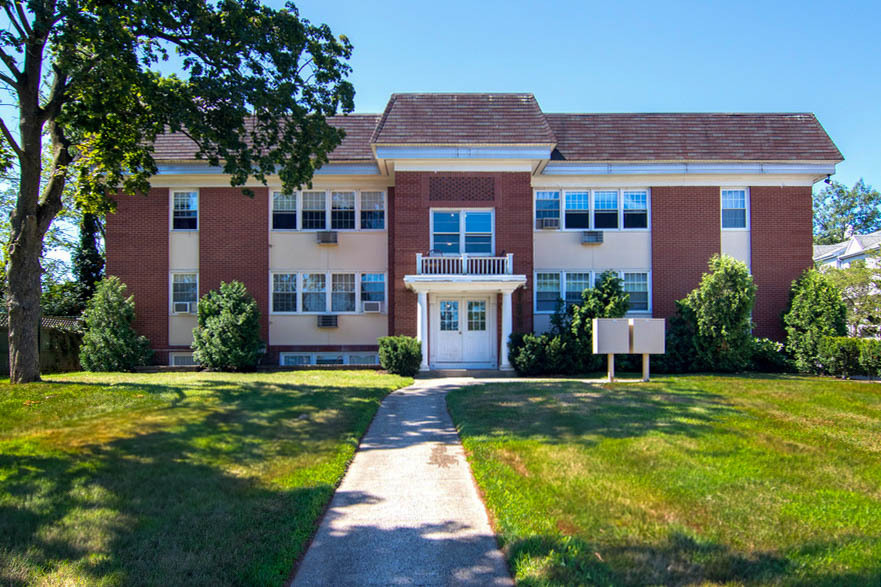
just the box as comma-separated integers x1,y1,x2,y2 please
404,266,526,370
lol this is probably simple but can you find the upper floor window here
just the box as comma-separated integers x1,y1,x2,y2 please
172,191,198,230
331,191,356,230
302,191,326,230
722,189,748,229
361,273,385,303
593,191,619,229
361,192,385,229
535,191,560,228
564,192,590,229
431,209,494,255
623,191,648,229
272,192,297,230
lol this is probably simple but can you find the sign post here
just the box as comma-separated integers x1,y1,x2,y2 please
592,318,666,382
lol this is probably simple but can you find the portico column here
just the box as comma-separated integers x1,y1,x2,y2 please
417,292,429,371
500,291,513,370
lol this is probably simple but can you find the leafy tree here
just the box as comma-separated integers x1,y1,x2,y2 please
813,179,881,245
192,281,263,371
0,0,354,383
40,278,82,316
824,257,881,338
72,212,104,307
783,269,847,373
80,277,152,371
680,255,756,372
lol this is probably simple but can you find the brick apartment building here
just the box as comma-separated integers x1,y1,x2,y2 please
105,93,842,370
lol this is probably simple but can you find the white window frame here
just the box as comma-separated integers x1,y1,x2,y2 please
271,190,298,231
170,272,199,315
621,189,650,231
269,271,387,315
271,272,298,314
279,351,380,366
563,191,591,230
170,189,199,232
620,270,652,313
360,273,387,308
169,352,198,366
429,208,495,256
535,188,651,232
533,269,652,314
534,270,566,314
534,190,561,228
269,188,387,232
721,188,750,231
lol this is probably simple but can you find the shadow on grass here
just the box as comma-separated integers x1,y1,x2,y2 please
0,379,397,586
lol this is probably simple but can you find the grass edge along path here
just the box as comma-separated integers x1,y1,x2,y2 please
447,374,881,586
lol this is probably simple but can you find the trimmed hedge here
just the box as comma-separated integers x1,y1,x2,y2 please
817,337,862,378
378,336,422,377
859,339,881,378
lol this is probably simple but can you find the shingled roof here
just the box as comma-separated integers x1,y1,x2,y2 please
371,93,556,145
546,112,842,162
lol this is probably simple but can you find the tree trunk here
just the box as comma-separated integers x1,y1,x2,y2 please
7,217,43,383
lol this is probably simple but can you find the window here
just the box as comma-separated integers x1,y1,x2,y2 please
440,301,459,331
623,272,649,311
331,191,355,229
172,273,198,311
535,191,560,225
272,192,297,230
464,211,492,254
280,352,379,366
302,191,326,230
593,191,619,229
536,272,561,312
331,273,356,312
349,354,379,365
432,211,460,253
272,273,297,312
467,301,487,331
361,192,385,229
564,192,590,229
623,191,648,229
172,191,198,230
316,353,344,365
722,189,747,229
302,273,326,312
281,354,311,366
565,272,590,306
361,273,385,303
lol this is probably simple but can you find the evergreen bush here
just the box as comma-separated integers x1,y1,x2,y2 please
80,277,152,371
817,336,863,378
858,339,881,378
378,335,422,376
783,270,847,373
192,281,263,371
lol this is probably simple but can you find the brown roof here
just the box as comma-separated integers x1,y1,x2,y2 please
371,93,556,145
546,112,842,162
152,114,380,162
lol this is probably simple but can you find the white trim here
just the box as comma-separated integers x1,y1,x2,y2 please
403,275,526,294
393,160,534,173
170,188,199,232
542,161,838,176
375,145,553,160
721,187,750,231
170,271,199,315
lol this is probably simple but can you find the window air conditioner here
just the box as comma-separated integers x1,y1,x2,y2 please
535,218,560,230
316,231,338,244
317,314,339,328
581,230,604,244
362,301,382,313
174,301,195,314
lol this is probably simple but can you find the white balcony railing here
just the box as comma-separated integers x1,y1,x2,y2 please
416,253,514,275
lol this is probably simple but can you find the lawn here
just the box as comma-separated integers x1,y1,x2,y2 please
0,370,411,586
447,374,881,586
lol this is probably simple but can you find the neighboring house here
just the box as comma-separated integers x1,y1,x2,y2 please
814,231,881,269
104,93,842,370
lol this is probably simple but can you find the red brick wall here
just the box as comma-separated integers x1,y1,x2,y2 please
198,187,270,341
651,186,721,319
389,171,534,337
750,186,813,340
105,188,169,362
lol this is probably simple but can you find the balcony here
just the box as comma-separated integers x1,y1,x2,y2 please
416,253,514,275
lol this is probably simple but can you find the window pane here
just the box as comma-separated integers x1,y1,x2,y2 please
361,192,385,229
273,212,296,230
349,354,378,365
623,211,647,229
331,192,355,230
536,272,561,312
722,189,746,209
332,273,356,312
624,273,649,311
273,192,296,211
722,208,746,228
272,273,297,312
565,192,589,210
535,191,560,219
173,192,198,230
302,273,326,312
316,354,344,365
594,191,618,210
623,191,647,210
565,211,590,229
432,233,460,254
464,235,492,254
433,211,460,233
440,301,459,331
465,212,492,233
302,192,326,229
361,273,385,302
565,272,590,305
282,354,311,366
172,274,198,303
594,211,618,229
467,301,487,331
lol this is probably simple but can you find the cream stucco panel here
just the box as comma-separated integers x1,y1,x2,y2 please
534,231,651,270
269,314,387,345
721,231,751,268
270,232,387,271
169,315,197,346
169,232,199,270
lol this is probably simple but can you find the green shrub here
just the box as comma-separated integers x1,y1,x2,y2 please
817,336,864,378
750,337,795,373
192,281,263,371
80,277,152,371
378,335,422,376
784,270,847,373
859,339,881,378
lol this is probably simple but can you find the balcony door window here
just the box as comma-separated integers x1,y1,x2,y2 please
431,209,494,255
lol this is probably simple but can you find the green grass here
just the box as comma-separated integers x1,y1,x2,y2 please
0,370,411,586
446,374,881,586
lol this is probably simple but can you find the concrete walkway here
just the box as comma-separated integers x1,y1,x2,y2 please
292,378,513,586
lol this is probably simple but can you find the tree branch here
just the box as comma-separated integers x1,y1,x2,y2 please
4,4,27,41
12,1,32,37
36,119,72,234
0,116,22,157
37,64,67,123
0,46,23,84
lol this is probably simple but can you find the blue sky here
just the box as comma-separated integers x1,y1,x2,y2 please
279,0,879,190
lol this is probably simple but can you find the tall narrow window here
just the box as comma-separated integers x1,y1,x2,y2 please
564,192,590,229
302,191,326,230
593,191,619,229
432,211,460,253
535,191,560,227
623,272,649,311
331,191,355,229
272,273,297,312
464,211,492,254
302,273,326,312
361,273,385,303
172,191,198,230
565,272,591,306
623,191,648,229
272,192,297,230
331,273,356,312
172,273,198,312
722,189,747,229
536,272,561,312
361,192,385,229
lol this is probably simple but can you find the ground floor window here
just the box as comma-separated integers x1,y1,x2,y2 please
279,352,379,366
169,352,198,366
534,270,651,313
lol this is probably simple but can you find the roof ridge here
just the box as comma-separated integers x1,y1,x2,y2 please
544,112,820,116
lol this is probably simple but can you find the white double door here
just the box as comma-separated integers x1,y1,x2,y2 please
431,295,496,368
